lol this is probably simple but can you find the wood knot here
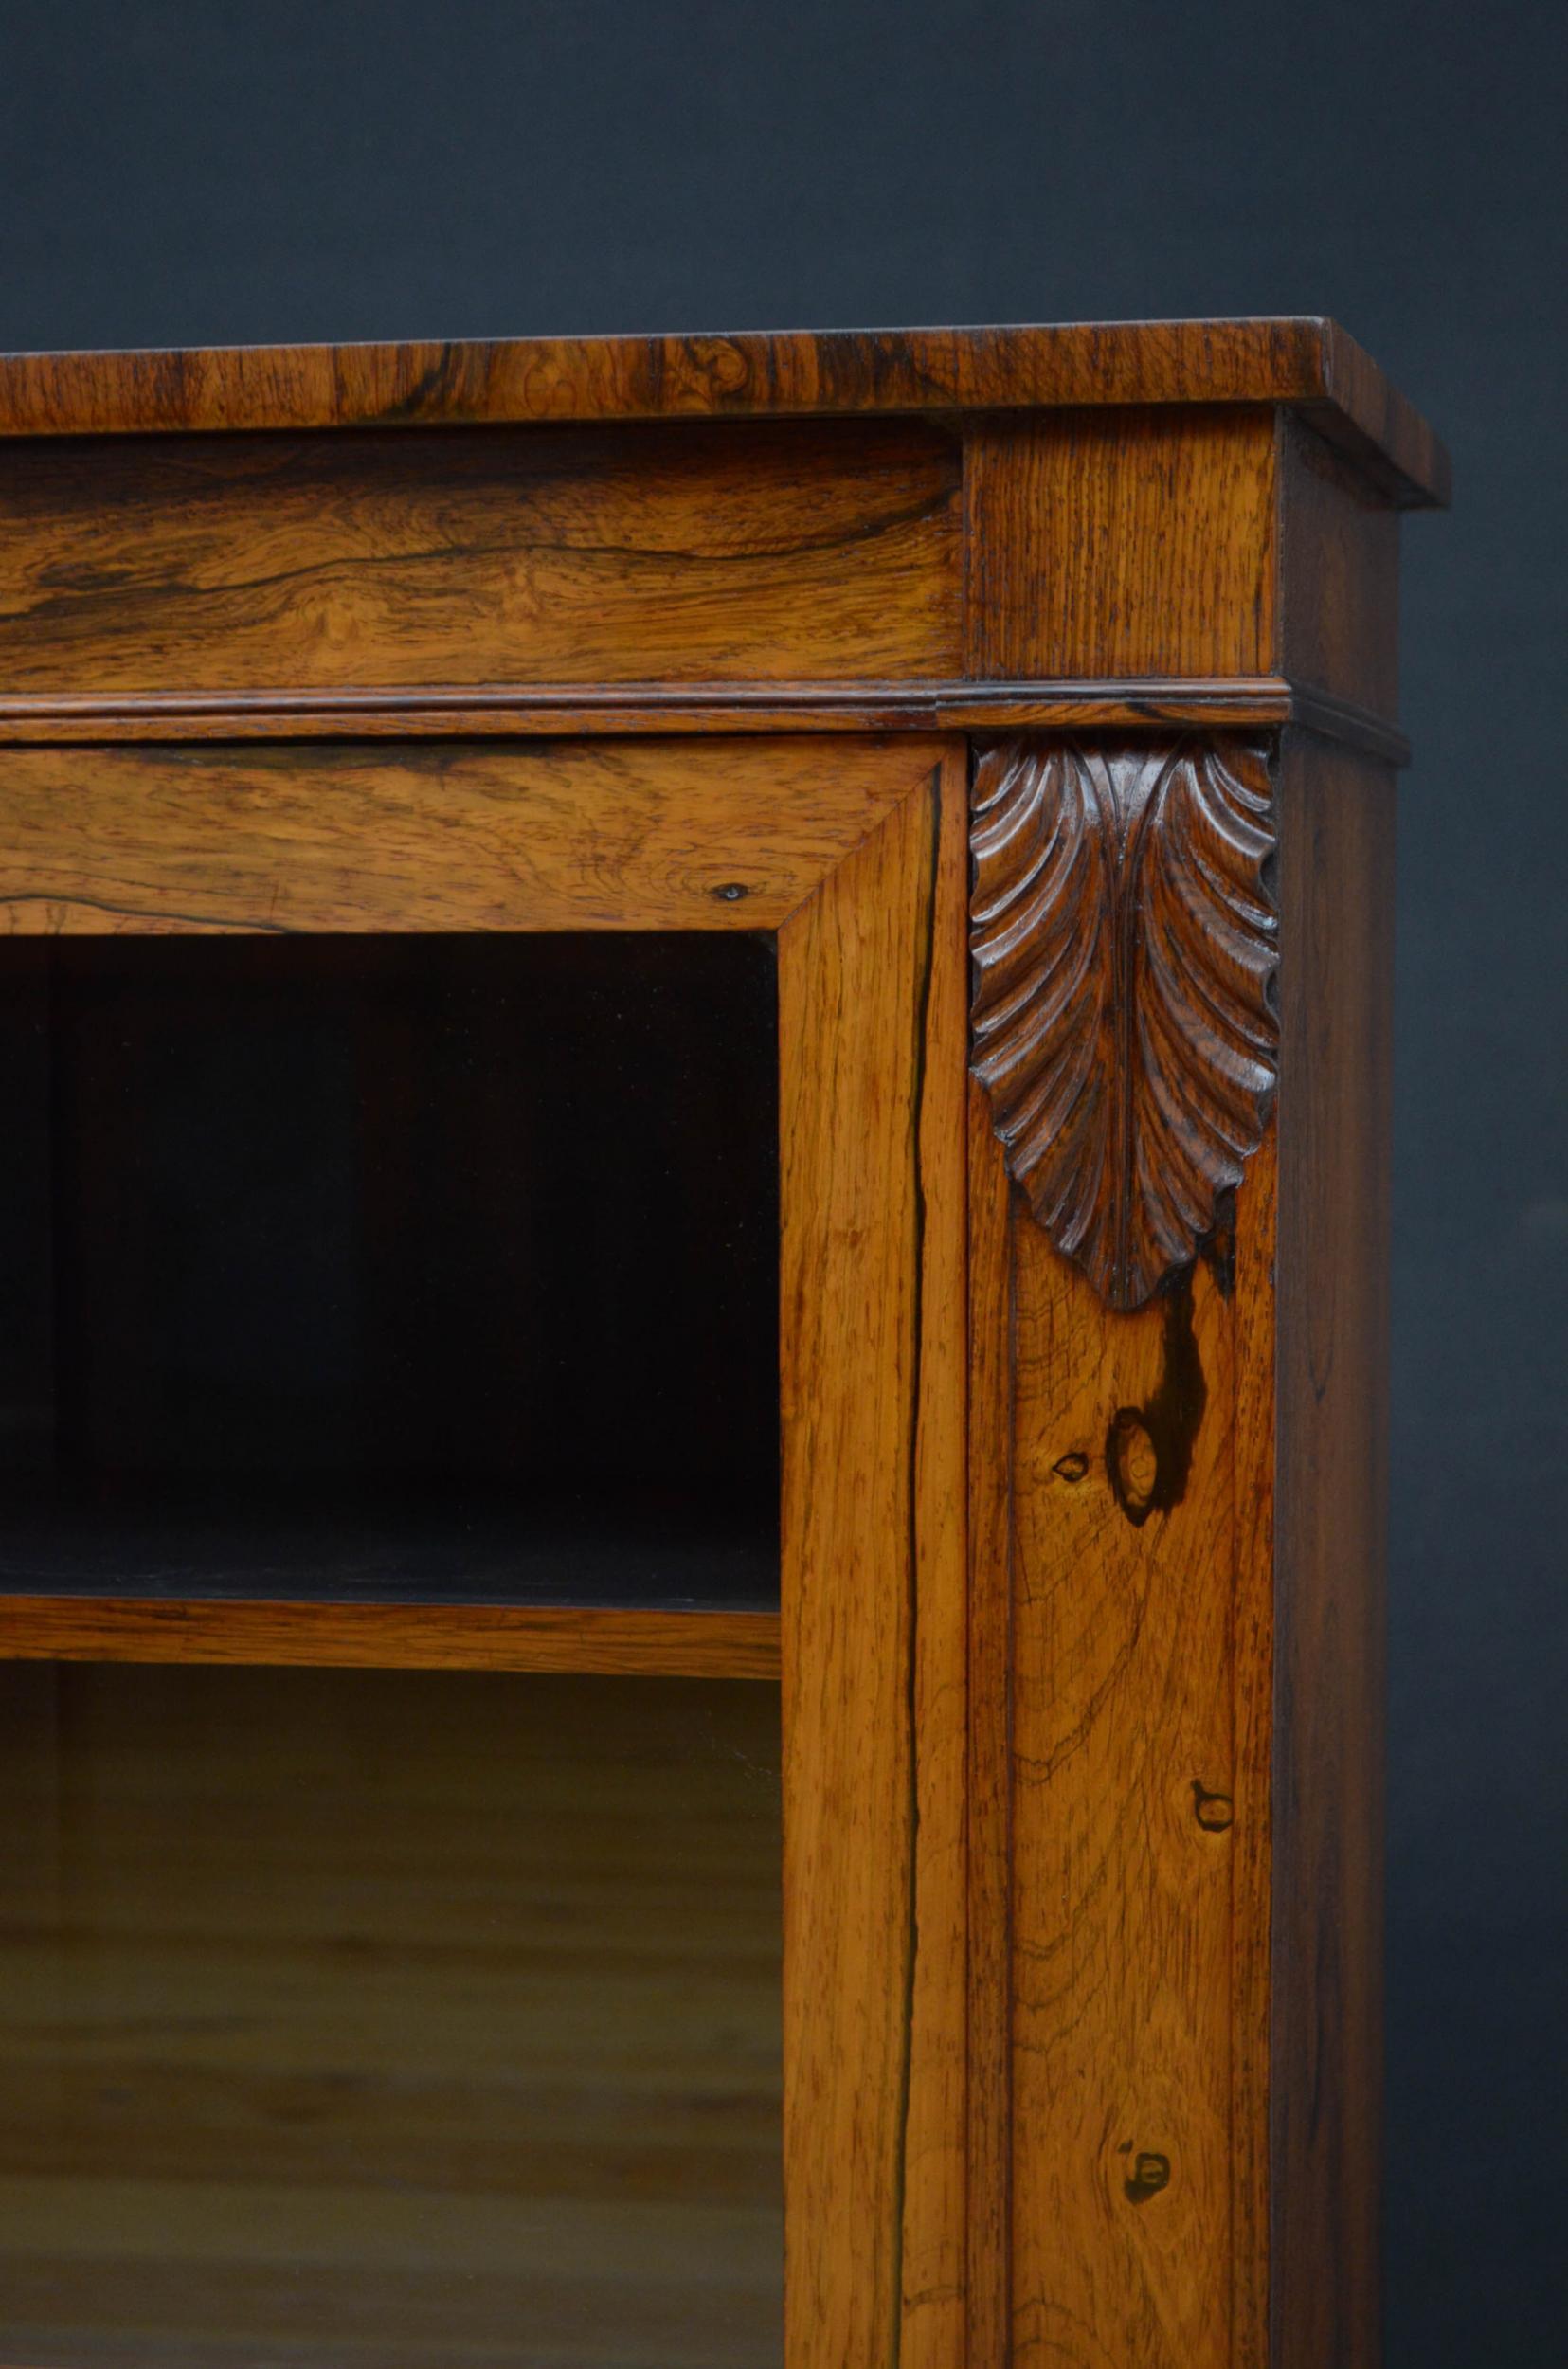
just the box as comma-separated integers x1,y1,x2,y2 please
1108,1410,1158,1517
1191,1780,1235,1832
1123,2151,1171,2204
1104,1275,1207,1528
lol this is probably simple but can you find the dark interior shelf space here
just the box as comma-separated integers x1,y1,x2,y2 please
0,932,781,1616
0,1487,779,1609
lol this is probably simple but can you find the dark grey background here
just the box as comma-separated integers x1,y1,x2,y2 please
2,3,1562,2359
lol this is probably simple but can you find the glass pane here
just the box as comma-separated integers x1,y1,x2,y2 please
0,1663,784,2368
0,933,779,1610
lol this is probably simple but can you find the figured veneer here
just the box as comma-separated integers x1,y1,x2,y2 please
0,420,962,696
0,317,1449,504
964,408,1281,680
0,317,1445,2369
998,1130,1277,2366
0,736,928,934
778,749,970,2367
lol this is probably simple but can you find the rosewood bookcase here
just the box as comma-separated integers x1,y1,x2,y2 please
0,319,1447,2369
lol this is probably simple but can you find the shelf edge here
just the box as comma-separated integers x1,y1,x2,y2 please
0,1596,782,1680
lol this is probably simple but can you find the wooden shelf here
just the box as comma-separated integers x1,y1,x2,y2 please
0,1592,780,1680
0,1492,782,1677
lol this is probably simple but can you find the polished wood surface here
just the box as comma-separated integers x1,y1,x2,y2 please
0,1665,784,2368
778,749,969,2367
982,726,1397,2368
0,319,1448,503
0,737,932,935
0,318,1444,2366
1271,733,1397,2369
0,1598,780,1680
0,422,961,696
1277,412,1404,733
0,675,1407,763
1002,1175,1271,2366
966,408,1279,678
964,1069,1016,2369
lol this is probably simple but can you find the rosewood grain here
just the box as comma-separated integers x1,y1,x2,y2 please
0,319,1450,503
0,1597,781,1680
988,721,1396,2369
778,751,970,2368
964,1070,1016,2369
0,736,933,934
0,318,1447,2369
1002,1169,1266,2368
965,408,1280,680
0,419,962,696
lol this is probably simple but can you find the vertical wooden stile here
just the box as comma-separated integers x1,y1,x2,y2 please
778,750,970,2369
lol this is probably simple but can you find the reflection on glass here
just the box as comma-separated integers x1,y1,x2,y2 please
0,1666,784,2368
0,931,780,1611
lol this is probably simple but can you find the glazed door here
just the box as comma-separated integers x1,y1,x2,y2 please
0,733,971,2369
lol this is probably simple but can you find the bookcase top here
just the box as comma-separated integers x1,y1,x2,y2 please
0,316,1447,507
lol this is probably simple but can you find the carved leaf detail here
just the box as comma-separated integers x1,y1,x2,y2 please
970,736,1278,1311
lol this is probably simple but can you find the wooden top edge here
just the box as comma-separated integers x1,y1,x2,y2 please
0,316,1449,506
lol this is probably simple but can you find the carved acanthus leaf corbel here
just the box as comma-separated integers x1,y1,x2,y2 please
969,735,1279,1311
